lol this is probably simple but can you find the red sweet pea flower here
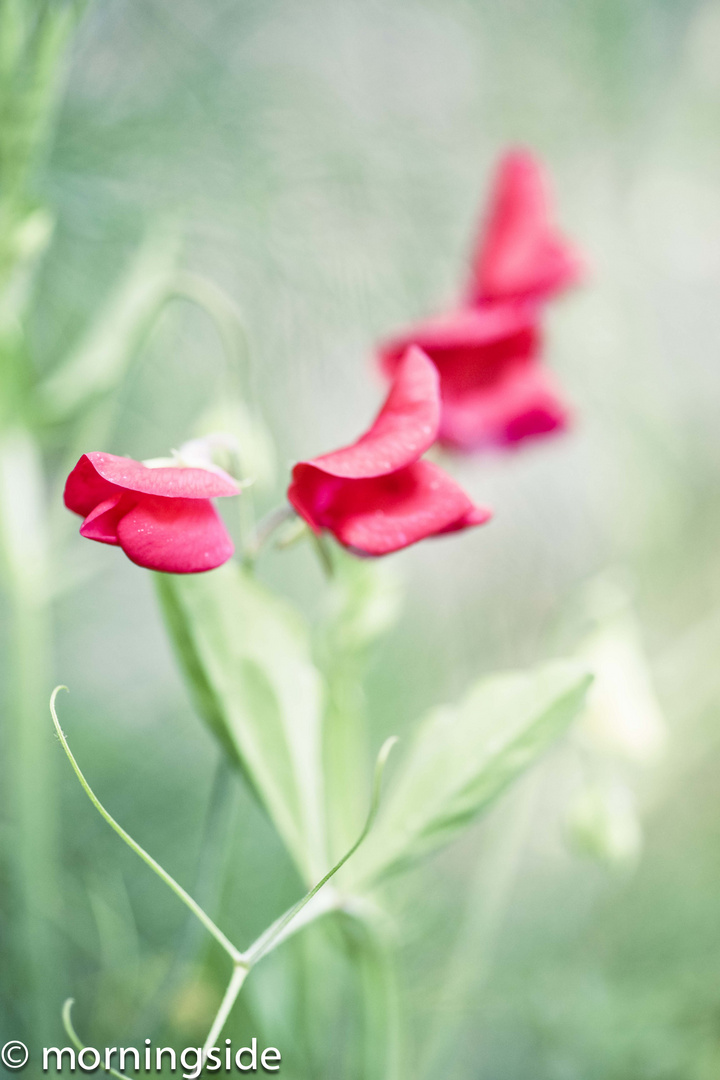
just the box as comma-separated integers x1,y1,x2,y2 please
64,452,240,573
379,304,568,451
378,149,583,452
466,148,584,306
288,347,491,556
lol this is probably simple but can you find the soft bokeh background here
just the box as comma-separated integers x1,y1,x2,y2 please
5,0,720,1076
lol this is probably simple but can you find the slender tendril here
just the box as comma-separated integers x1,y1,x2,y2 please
50,687,244,965
62,999,131,1080
245,735,398,966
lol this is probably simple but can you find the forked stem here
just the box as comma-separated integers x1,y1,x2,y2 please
52,688,398,1055
198,735,398,1055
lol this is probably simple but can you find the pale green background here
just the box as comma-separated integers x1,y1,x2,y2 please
4,1,720,1077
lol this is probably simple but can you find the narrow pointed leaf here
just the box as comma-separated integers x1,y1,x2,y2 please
346,661,591,885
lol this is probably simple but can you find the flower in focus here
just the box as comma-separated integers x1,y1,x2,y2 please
64,452,240,573
288,347,491,556
378,149,584,452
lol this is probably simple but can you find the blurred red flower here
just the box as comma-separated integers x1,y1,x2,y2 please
379,149,583,452
64,453,239,573
466,148,584,306
288,347,491,556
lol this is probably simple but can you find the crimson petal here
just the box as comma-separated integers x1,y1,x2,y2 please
64,453,238,517
289,459,490,556
380,304,539,397
380,304,537,372
116,496,234,573
438,360,570,451
79,495,126,545
467,149,584,305
308,347,440,479
437,504,494,534
65,455,122,517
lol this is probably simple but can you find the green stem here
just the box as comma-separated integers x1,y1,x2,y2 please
0,427,60,1043
201,964,249,1063
194,737,398,1053
356,921,401,1080
323,654,371,863
243,504,296,564
311,532,335,579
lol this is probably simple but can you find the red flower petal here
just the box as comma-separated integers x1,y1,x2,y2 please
289,459,490,556
437,504,494,534
64,455,122,517
467,149,584,305
438,360,570,451
380,304,536,369
115,496,234,573
64,452,238,517
380,303,538,394
379,305,560,451
307,347,440,479
79,495,126,545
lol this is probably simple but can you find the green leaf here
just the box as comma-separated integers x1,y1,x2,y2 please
39,227,181,421
345,661,592,886
156,563,326,883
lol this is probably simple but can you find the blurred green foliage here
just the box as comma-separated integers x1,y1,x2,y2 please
3,0,720,1078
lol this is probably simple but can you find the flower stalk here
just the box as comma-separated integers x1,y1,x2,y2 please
0,428,59,1042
